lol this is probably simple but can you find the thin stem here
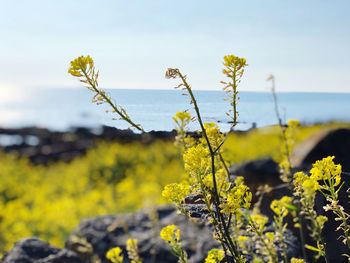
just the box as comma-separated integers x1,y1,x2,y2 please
81,69,144,132
178,72,240,260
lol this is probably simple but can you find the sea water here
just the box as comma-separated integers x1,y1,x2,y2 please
1,88,349,132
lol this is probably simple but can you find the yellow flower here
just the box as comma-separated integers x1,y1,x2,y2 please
160,225,181,243
68,55,94,77
287,119,300,127
126,238,141,263
316,215,328,229
301,178,320,197
203,169,229,193
205,248,225,263
203,122,224,147
173,111,191,125
106,246,123,263
310,156,341,182
183,144,210,179
293,172,308,187
251,213,268,231
237,235,249,251
265,232,275,242
162,183,190,204
126,238,137,249
223,55,247,71
270,196,293,218
221,177,252,214
291,258,305,263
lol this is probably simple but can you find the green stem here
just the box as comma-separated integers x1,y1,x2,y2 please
81,69,144,132
178,72,240,260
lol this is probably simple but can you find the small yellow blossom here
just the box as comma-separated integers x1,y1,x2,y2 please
203,122,224,147
265,232,275,242
310,156,341,183
302,178,320,197
126,238,142,263
160,225,181,244
293,172,308,188
223,55,247,71
290,258,305,263
237,235,249,251
203,169,229,193
316,215,328,229
183,144,210,179
162,183,190,204
68,55,94,77
205,248,225,263
250,213,268,232
270,196,293,218
173,111,192,126
221,177,252,214
287,119,300,127
106,246,123,263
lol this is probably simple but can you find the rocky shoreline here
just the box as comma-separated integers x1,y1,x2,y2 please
0,126,180,165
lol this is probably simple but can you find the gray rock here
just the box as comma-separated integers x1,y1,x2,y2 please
66,205,219,263
1,238,83,263
291,128,350,263
66,205,300,263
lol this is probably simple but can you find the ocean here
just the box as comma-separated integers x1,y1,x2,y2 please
1,88,350,132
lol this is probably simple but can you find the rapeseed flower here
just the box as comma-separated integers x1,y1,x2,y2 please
160,224,180,244
106,246,123,263
162,183,190,205
205,248,225,263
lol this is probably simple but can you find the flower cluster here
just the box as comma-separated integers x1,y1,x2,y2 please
205,248,225,263
160,225,188,262
162,182,190,205
160,224,181,244
221,177,252,215
221,55,247,126
68,55,94,77
270,196,293,219
106,247,123,263
126,238,142,263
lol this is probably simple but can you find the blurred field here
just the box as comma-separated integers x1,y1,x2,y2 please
1,122,350,252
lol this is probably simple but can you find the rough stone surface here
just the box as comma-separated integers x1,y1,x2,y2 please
0,126,177,165
66,205,219,263
291,128,350,171
66,205,300,263
292,128,350,263
1,238,83,263
229,158,290,218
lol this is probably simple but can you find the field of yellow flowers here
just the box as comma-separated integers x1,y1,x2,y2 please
1,122,349,252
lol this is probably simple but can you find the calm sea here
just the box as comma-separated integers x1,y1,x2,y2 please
1,88,350,132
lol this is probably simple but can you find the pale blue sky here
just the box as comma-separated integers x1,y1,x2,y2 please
0,0,349,92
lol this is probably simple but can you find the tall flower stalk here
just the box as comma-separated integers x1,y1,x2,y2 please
68,56,144,132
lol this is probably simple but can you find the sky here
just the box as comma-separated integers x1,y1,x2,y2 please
0,0,350,92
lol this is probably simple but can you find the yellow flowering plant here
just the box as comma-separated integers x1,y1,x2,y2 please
126,238,142,263
160,225,188,263
68,54,350,262
106,246,124,263
205,248,225,263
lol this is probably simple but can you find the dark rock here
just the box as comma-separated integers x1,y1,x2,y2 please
291,128,350,263
66,205,300,263
1,238,83,263
229,158,289,218
291,128,350,171
0,126,178,165
229,157,281,187
66,205,219,263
